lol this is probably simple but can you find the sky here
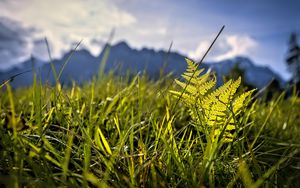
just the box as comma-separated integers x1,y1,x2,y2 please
0,0,299,80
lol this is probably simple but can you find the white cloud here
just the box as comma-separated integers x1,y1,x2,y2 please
188,41,210,60
0,0,136,60
189,35,258,62
213,35,257,61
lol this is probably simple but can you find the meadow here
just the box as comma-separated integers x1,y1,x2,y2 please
0,56,300,188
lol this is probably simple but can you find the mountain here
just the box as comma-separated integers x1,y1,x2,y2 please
103,41,188,77
0,58,44,88
208,57,284,88
0,49,100,88
0,41,284,89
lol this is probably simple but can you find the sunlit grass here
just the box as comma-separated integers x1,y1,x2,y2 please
0,67,299,187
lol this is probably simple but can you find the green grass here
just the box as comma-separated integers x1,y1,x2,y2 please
0,68,299,187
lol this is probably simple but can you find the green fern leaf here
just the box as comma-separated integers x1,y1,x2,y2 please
170,58,254,143
174,79,198,96
233,89,256,114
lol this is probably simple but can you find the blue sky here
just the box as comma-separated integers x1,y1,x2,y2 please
0,0,299,80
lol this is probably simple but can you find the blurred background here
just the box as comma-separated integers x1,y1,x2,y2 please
0,0,300,89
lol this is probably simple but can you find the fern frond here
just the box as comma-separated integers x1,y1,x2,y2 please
174,79,198,96
233,89,256,114
170,59,215,102
169,90,194,104
170,58,254,143
219,77,241,104
201,78,242,142
185,58,199,72
202,79,233,108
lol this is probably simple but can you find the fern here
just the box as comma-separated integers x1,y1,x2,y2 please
170,58,255,143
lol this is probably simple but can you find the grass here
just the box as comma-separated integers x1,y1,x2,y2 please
0,67,299,187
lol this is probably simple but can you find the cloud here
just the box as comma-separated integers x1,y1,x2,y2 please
213,35,257,61
0,17,33,70
189,35,258,62
188,41,211,60
0,0,292,80
0,0,136,61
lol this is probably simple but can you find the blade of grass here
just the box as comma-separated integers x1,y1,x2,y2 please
62,130,74,182
98,29,115,79
57,40,82,82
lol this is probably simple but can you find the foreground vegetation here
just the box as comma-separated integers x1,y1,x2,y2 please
0,59,299,187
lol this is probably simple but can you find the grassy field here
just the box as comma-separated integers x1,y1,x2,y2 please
0,59,299,188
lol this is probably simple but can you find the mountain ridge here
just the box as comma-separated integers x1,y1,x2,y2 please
0,41,284,89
